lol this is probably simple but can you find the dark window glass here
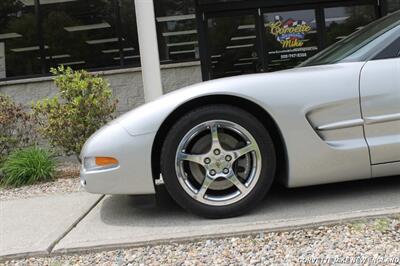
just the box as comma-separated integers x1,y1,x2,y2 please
40,0,139,72
119,0,140,66
301,12,400,66
264,10,319,72
374,35,400,60
154,0,199,64
386,0,400,13
324,6,377,46
207,14,260,79
0,0,42,79
198,0,247,4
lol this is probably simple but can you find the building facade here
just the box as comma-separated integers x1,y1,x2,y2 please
0,0,399,110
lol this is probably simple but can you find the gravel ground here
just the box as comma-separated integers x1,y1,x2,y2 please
0,163,81,201
3,216,400,265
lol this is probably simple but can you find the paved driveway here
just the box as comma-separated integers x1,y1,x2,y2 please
2,175,400,261
54,175,400,254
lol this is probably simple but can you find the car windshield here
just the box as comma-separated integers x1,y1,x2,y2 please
300,11,400,67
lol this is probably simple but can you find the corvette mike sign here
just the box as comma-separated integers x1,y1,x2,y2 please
265,15,318,65
267,16,312,48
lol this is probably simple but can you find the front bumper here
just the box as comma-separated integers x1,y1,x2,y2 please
80,122,156,195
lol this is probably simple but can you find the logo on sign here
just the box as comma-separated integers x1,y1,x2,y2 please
267,16,312,48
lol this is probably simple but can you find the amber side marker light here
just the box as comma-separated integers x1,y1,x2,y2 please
95,157,119,166
84,157,119,171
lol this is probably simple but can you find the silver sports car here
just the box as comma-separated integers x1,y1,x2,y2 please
81,11,400,218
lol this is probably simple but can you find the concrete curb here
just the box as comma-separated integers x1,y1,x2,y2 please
34,206,400,259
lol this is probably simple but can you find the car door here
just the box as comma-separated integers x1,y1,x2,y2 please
360,40,400,172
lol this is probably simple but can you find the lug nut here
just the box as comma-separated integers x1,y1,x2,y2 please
214,149,221,155
204,157,211,164
223,168,229,174
225,155,232,162
210,170,216,176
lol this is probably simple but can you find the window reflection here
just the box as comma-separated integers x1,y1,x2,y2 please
0,0,395,81
324,6,376,46
0,0,42,78
154,0,199,64
40,0,139,71
386,0,400,13
207,14,259,79
0,0,140,80
115,0,140,66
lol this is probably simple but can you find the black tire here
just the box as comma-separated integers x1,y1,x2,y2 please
160,104,276,218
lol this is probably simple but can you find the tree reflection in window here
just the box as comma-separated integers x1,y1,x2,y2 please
325,6,376,46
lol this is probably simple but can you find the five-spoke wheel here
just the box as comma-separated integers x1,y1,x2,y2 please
175,120,261,206
161,104,276,218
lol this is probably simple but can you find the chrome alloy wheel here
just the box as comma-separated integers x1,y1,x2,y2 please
175,120,262,206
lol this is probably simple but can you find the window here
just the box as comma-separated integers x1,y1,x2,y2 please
301,12,400,66
0,1,42,78
207,13,260,79
264,9,319,72
386,0,400,14
40,0,139,72
324,6,377,46
374,36,400,60
0,0,140,81
154,0,199,64
119,0,140,66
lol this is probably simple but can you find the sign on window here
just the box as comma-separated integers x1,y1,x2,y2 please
264,10,319,71
267,16,312,49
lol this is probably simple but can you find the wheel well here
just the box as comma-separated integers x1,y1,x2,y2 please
151,95,288,184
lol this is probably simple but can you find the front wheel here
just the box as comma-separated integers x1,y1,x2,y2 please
160,104,276,218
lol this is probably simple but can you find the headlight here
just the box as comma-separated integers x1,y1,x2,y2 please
83,157,119,171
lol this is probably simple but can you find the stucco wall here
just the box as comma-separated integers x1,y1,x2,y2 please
0,61,202,114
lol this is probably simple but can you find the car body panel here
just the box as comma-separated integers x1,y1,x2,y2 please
81,61,377,195
120,62,371,188
360,58,400,165
372,161,400,178
80,122,156,194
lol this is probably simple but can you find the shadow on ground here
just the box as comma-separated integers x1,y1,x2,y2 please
99,175,400,226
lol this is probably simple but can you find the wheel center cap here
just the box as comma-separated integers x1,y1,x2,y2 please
209,154,229,173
